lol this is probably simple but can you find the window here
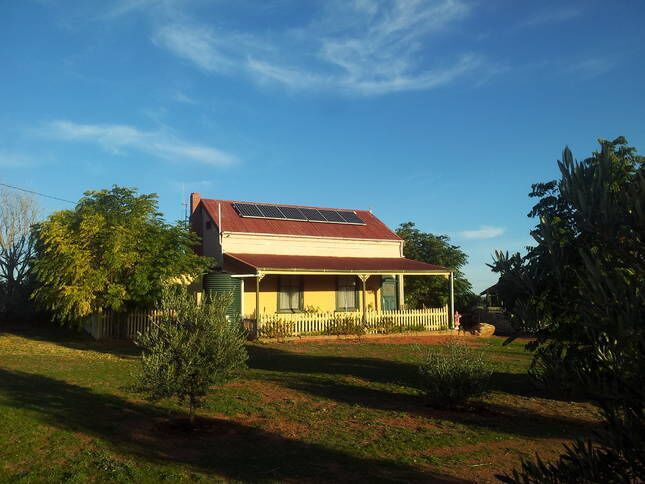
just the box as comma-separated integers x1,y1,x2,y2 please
336,276,358,311
278,276,303,312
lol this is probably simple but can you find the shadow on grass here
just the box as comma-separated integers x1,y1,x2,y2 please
250,345,581,402
489,371,542,398
248,346,596,439
266,375,598,440
248,344,422,389
0,322,139,358
0,368,459,483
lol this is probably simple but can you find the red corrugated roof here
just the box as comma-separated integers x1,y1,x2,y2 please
224,253,448,273
199,199,401,241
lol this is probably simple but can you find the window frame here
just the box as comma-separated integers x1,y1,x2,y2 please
277,275,304,313
336,275,359,312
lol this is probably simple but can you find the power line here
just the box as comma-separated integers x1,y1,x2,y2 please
0,182,75,204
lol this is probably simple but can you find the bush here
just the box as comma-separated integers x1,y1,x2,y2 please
325,314,366,338
258,318,295,340
418,339,492,409
528,343,579,397
133,286,248,425
376,317,426,334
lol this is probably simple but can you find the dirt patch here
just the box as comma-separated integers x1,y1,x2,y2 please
232,379,313,406
427,437,571,483
374,412,441,431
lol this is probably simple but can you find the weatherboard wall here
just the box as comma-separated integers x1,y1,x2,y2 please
221,232,402,258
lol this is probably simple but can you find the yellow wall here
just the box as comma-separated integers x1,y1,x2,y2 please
243,274,383,317
222,232,402,258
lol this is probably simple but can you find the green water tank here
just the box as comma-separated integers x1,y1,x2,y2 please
203,272,242,319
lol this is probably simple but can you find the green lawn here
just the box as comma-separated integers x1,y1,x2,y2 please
0,325,599,483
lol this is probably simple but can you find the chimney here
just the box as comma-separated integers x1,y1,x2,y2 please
190,192,201,214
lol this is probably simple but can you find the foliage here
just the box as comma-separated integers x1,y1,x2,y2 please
133,286,247,424
325,313,366,338
303,305,321,313
375,316,425,334
31,186,209,324
0,188,38,320
258,318,296,340
500,350,645,483
418,339,492,409
527,343,578,397
396,222,475,312
490,137,644,481
61,449,135,482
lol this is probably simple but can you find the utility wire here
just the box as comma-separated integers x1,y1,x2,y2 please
0,182,75,204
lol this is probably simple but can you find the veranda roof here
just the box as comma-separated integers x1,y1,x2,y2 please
224,253,450,276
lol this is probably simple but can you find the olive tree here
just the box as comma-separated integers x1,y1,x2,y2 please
133,286,248,425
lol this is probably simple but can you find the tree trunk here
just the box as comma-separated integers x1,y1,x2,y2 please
189,398,195,427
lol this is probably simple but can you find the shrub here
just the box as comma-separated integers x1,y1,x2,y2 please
376,317,426,334
258,318,295,340
418,339,492,409
61,449,135,482
325,313,366,338
133,286,248,425
528,343,579,397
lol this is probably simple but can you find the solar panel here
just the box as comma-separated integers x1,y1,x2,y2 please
233,202,365,225
279,206,307,220
338,211,364,224
318,209,345,222
257,204,285,219
300,208,326,222
233,203,262,217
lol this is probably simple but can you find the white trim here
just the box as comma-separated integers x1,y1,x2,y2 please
240,278,244,318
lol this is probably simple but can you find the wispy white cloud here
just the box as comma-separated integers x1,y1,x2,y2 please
153,24,234,73
518,7,582,28
459,226,505,240
145,0,487,96
41,120,237,166
104,0,168,19
173,90,197,104
0,151,33,167
568,57,613,78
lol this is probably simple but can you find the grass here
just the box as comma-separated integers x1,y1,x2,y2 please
0,324,600,483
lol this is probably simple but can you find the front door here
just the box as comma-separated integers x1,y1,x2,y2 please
381,277,397,310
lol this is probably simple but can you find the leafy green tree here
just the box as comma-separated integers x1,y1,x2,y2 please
133,286,248,425
396,222,475,311
490,137,644,482
32,186,208,324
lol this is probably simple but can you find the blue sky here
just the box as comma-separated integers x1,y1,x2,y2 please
1,0,644,292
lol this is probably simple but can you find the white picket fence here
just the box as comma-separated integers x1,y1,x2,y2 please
85,306,450,340
366,307,448,331
258,310,361,336
84,310,166,340
257,306,449,336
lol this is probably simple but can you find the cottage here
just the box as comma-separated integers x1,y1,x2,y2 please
189,193,455,336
